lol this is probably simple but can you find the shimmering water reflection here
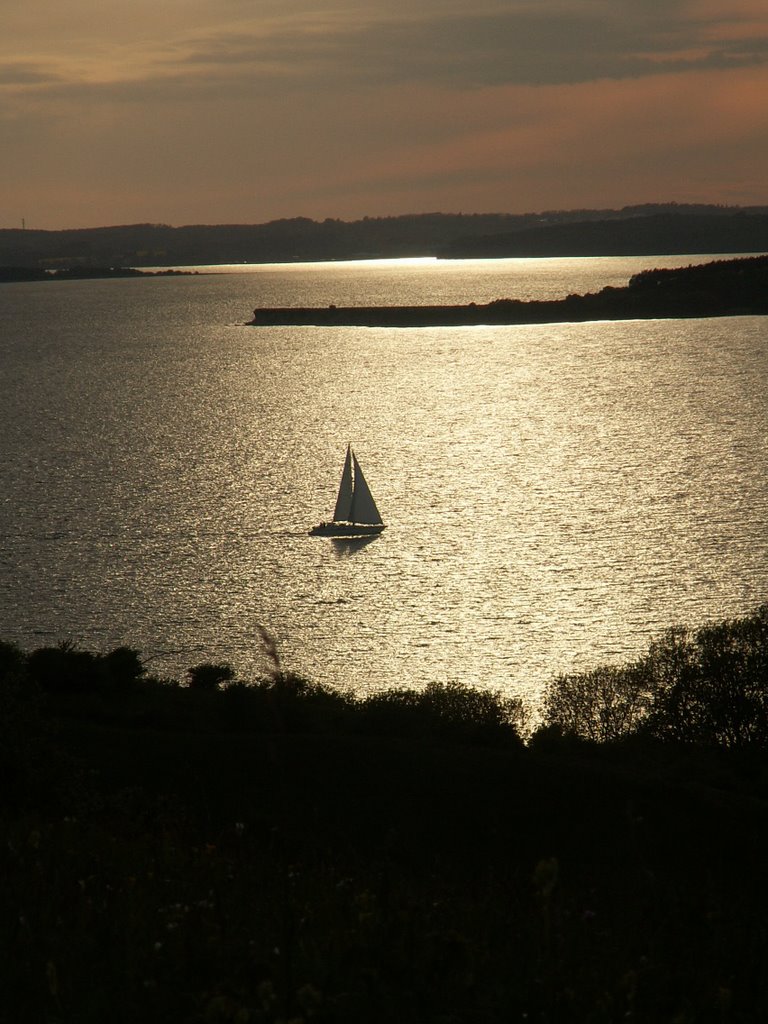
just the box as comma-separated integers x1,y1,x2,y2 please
0,258,766,702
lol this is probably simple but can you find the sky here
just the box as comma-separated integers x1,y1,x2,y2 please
2,0,767,229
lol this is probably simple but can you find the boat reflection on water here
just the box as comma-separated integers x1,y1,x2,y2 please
331,534,381,557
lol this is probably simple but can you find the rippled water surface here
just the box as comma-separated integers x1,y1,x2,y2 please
1,256,766,701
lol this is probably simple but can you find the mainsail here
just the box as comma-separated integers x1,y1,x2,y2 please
349,451,383,525
310,444,385,536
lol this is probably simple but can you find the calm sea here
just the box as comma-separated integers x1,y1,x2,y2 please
1,255,766,703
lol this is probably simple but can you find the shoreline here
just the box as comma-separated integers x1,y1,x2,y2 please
0,266,197,283
249,253,768,326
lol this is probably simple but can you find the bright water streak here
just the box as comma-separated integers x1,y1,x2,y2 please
0,256,766,702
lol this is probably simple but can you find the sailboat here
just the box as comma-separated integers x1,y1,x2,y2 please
309,445,386,536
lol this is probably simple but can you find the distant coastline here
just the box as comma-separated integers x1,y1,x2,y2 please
249,253,768,327
2,204,767,268
0,266,196,283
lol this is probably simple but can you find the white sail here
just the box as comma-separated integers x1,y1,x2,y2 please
310,444,385,535
332,444,354,522
349,451,383,525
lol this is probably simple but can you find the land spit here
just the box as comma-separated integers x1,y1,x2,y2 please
249,254,768,327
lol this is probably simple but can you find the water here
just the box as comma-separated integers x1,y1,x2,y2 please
1,255,766,702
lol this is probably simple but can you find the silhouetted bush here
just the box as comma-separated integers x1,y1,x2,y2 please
259,673,358,733
27,642,100,693
360,680,524,746
186,662,236,690
99,646,145,691
526,721,595,754
25,642,147,695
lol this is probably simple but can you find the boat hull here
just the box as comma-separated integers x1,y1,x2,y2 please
309,522,385,537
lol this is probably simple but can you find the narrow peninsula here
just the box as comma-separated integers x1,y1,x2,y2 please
249,254,768,327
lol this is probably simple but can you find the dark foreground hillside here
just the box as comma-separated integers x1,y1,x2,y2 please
3,609,768,1023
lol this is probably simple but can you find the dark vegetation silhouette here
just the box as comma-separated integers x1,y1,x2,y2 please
186,662,236,691
3,606,768,1021
539,604,768,749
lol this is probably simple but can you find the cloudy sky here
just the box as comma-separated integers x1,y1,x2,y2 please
2,0,767,228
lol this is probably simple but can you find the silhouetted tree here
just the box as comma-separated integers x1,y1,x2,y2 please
538,605,768,749
539,663,654,743
643,606,768,748
99,646,145,691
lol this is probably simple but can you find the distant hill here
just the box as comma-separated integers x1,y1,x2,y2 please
439,210,768,258
1,204,767,268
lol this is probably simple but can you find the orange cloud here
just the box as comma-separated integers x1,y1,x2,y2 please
285,66,768,215
3,2,768,226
